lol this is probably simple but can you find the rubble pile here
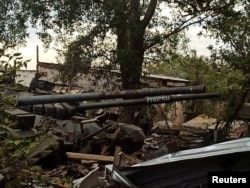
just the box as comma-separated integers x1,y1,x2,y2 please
1,107,249,187
0,86,249,187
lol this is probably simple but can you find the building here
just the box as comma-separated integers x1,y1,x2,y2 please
34,62,189,91
16,62,190,125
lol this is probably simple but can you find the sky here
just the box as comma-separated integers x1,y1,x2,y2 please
17,31,57,70
16,26,215,70
187,26,216,56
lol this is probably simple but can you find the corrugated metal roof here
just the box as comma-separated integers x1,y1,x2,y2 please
107,138,250,188
134,137,250,166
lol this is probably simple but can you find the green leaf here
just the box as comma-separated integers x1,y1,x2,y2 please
8,56,13,61
23,59,31,63
13,53,22,56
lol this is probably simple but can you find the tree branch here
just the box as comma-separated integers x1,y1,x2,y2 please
144,14,209,50
141,0,157,28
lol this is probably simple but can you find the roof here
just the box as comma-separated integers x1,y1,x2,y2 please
36,64,189,83
107,137,250,188
38,62,62,69
111,70,189,83
143,74,189,83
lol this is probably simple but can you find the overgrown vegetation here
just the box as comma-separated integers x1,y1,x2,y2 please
0,0,249,185
1,0,243,122
0,124,74,187
147,53,245,121
0,50,73,187
0,129,36,187
0,51,35,186
0,49,30,89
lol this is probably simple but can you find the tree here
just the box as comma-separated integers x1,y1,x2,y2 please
0,0,28,49
1,0,238,122
148,52,245,120
204,0,250,129
0,51,30,86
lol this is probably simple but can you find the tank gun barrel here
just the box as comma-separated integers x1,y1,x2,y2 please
17,85,206,106
76,92,220,110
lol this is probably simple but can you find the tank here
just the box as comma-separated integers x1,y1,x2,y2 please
1,85,221,168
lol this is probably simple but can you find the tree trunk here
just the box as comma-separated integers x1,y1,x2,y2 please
116,0,145,123
115,0,157,123
119,35,144,123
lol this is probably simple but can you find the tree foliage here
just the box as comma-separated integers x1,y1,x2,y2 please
0,0,241,122
0,50,30,87
0,0,28,48
148,53,245,120
206,0,250,76
203,0,250,126
0,0,238,85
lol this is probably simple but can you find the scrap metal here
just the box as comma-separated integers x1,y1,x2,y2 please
108,137,250,188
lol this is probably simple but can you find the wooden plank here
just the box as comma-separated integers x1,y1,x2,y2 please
113,146,122,167
66,152,114,162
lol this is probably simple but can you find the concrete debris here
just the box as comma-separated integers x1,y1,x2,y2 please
27,135,65,166
1,86,249,187
1,107,249,187
154,120,177,129
182,114,217,129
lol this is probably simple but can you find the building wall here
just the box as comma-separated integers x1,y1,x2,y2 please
38,63,61,84
16,70,36,87
37,62,189,91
